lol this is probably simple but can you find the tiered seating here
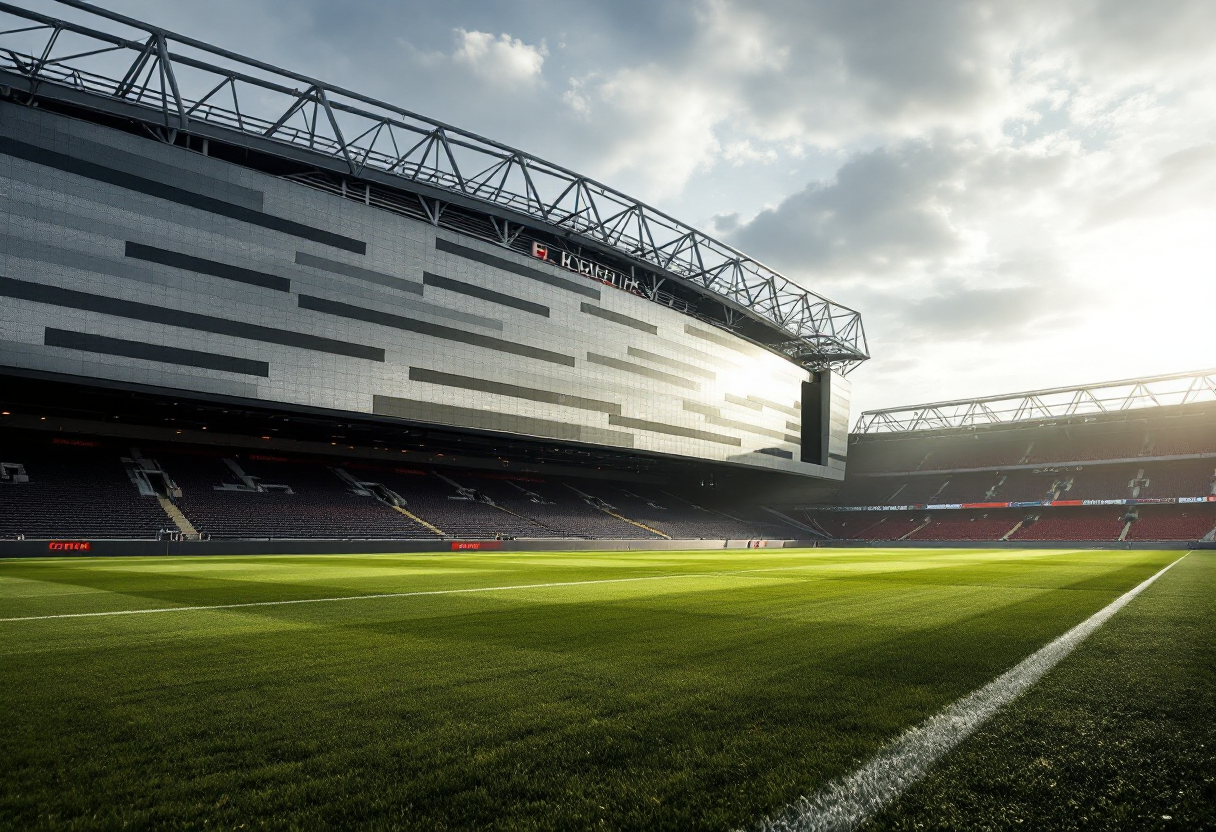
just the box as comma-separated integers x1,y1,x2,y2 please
828,477,907,505
0,441,166,539
163,453,433,539
1011,509,1125,541
596,487,770,538
1126,506,1216,541
1138,464,1215,498
1150,428,1216,456
920,440,1028,470
906,511,1020,541
929,473,1004,503
886,477,952,504
1026,432,1144,464
805,511,920,540
376,470,553,539
993,471,1064,502
1057,468,1136,501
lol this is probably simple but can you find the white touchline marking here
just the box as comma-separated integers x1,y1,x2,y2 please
0,572,734,622
749,553,1188,832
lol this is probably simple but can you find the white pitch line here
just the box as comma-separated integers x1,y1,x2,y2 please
749,553,1187,832
0,572,725,623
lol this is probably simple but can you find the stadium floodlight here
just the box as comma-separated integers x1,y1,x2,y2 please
0,0,869,372
854,368,1216,434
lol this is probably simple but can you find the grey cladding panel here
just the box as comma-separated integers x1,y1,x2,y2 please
423,272,549,316
44,328,269,377
580,303,657,334
409,367,620,414
46,131,264,210
681,402,790,442
435,237,599,299
748,395,801,417
0,276,384,361
608,415,741,446
725,393,763,411
627,347,715,379
125,242,290,292
298,294,575,366
684,323,763,357
296,251,422,295
0,137,366,253
374,395,633,447
586,353,699,391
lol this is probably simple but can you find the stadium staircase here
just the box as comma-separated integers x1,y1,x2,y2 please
124,449,199,538
564,484,671,539
332,468,446,537
899,518,933,540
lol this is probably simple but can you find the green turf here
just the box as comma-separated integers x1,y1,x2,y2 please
868,550,1215,832
0,548,1190,831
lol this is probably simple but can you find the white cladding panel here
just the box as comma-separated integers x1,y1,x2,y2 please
0,102,845,478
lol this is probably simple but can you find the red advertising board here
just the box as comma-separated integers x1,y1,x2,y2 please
450,541,504,551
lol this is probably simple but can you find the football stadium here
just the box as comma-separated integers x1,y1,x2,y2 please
1,3,1213,830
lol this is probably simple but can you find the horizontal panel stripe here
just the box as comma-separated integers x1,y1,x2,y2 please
725,393,763,411
607,415,741,446
653,335,740,370
373,395,633,447
36,129,264,210
681,403,791,442
435,237,600,299
786,420,802,432
423,272,549,317
627,346,715,379
756,447,794,459
44,328,269,377
829,452,848,463
748,395,801,417
684,323,762,356
125,242,289,292
409,367,620,414
682,401,719,417
784,434,802,445
298,294,575,366
0,137,366,254
0,275,383,361
580,303,658,334
295,251,422,295
586,353,700,391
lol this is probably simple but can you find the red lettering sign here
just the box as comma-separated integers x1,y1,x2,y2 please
450,541,504,551
48,541,91,551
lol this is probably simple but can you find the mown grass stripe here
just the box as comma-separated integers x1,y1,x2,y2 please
0,572,725,623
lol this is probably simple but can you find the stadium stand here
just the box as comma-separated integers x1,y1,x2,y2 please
162,453,435,540
1125,506,1216,541
1011,509,1127,541
906,511,1021,541
0,440,167,539
803,393,1216,542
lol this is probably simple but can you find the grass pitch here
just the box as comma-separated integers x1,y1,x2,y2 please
0,548,1206,831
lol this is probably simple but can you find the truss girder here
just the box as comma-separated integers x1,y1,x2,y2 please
0,0,867,369
854,369,1216,434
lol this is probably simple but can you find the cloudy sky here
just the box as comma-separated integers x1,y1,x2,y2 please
34,0,1216,420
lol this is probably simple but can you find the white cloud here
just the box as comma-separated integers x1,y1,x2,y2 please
451,29,547,86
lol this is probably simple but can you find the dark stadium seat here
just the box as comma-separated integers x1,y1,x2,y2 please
0,441,166,539
160,453,436,540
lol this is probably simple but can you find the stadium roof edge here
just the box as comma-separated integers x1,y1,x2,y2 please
854,368,1216,435
0,0,869,372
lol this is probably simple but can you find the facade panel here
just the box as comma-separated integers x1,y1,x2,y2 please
0,102,846,478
